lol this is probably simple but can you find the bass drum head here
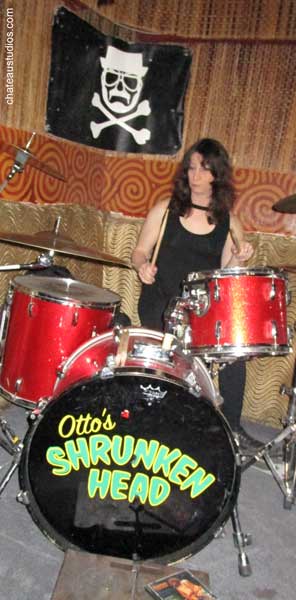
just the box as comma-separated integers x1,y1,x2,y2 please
19,373,240,563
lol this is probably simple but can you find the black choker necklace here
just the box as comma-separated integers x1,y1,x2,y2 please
191,203,209,211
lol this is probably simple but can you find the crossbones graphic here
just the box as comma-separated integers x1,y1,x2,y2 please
90,92,151,145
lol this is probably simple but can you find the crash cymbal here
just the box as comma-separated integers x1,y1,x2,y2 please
0,141,66,181
272,194,296,214
0,230,131,268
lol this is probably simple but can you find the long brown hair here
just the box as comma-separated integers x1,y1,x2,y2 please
170,138,236,224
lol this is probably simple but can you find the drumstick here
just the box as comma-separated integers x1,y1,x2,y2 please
151,208,169,266
230,227,241,254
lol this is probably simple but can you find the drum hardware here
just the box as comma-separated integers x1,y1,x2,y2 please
271,321,278,346
213,279,220,302
0,133,66,193
230,506,252,576
270,277,276,300
241,423,296,509
0,418,23,496
215,320,222,345
272,194,296,214
241,354,296,510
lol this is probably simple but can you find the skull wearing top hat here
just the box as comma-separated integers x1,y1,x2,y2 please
100,46,148,114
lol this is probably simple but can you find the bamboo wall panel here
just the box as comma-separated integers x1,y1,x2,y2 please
183,41,296,172
98,0,296,40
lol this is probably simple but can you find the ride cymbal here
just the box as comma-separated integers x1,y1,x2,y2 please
0,141,66,181
272,194,296,214
0,230,131,267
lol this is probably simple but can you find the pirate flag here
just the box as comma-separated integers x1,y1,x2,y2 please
46,7,192,155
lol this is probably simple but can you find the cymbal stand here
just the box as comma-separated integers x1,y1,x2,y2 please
0,255,53,273
0,133,35,193
0,418,23,496
242,421,296,509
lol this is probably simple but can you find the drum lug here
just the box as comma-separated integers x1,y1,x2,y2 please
16,490,30,506
270,278,276,300
28,301,34,317
287,326,294,348
14,378,23,393
100,354,116,379
184,371,199,391
286,289,292,306
215,320,222,345
214,278,220,301
72,310,79,326
271,320,278,345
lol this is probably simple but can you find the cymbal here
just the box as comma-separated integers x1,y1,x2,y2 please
272,194,296,214
0,230,131,268
0,141,66,181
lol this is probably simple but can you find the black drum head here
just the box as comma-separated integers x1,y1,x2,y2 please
19,374,240,563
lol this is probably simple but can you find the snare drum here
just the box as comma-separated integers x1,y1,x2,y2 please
166,267,291,361
0,275,121,407
19,328,239,563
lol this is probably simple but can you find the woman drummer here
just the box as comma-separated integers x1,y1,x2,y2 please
132,137,262,454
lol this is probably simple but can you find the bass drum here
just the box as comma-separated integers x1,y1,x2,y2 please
19,328,240,563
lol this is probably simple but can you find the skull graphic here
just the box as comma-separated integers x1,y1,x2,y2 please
90,46,152,145
100,46,148,114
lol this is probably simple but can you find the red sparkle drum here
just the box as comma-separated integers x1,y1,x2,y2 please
19,327,239,562
0,275,121,407
165,267,292,362
53,327,219,403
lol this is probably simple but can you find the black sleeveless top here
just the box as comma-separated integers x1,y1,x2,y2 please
138,210,230,330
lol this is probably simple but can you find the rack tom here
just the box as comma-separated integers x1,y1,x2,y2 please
165,267,292,362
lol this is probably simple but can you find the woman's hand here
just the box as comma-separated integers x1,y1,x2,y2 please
138,261,158,284
231,240,254,263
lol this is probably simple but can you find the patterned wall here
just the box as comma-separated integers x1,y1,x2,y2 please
1,0,296,173
1,124,296,237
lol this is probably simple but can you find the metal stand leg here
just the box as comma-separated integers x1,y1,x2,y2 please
230,504,252,576
0,418,23,496
241,353,296,510
279,374,296,509
241,422,296,509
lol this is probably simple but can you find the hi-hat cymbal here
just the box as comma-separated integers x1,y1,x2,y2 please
0,141,66,181
0,230,131,268
272,194,296,214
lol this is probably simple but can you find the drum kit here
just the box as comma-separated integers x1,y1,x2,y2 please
0,149,295,580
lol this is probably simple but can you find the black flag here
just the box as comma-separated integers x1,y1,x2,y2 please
46,7,192,155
